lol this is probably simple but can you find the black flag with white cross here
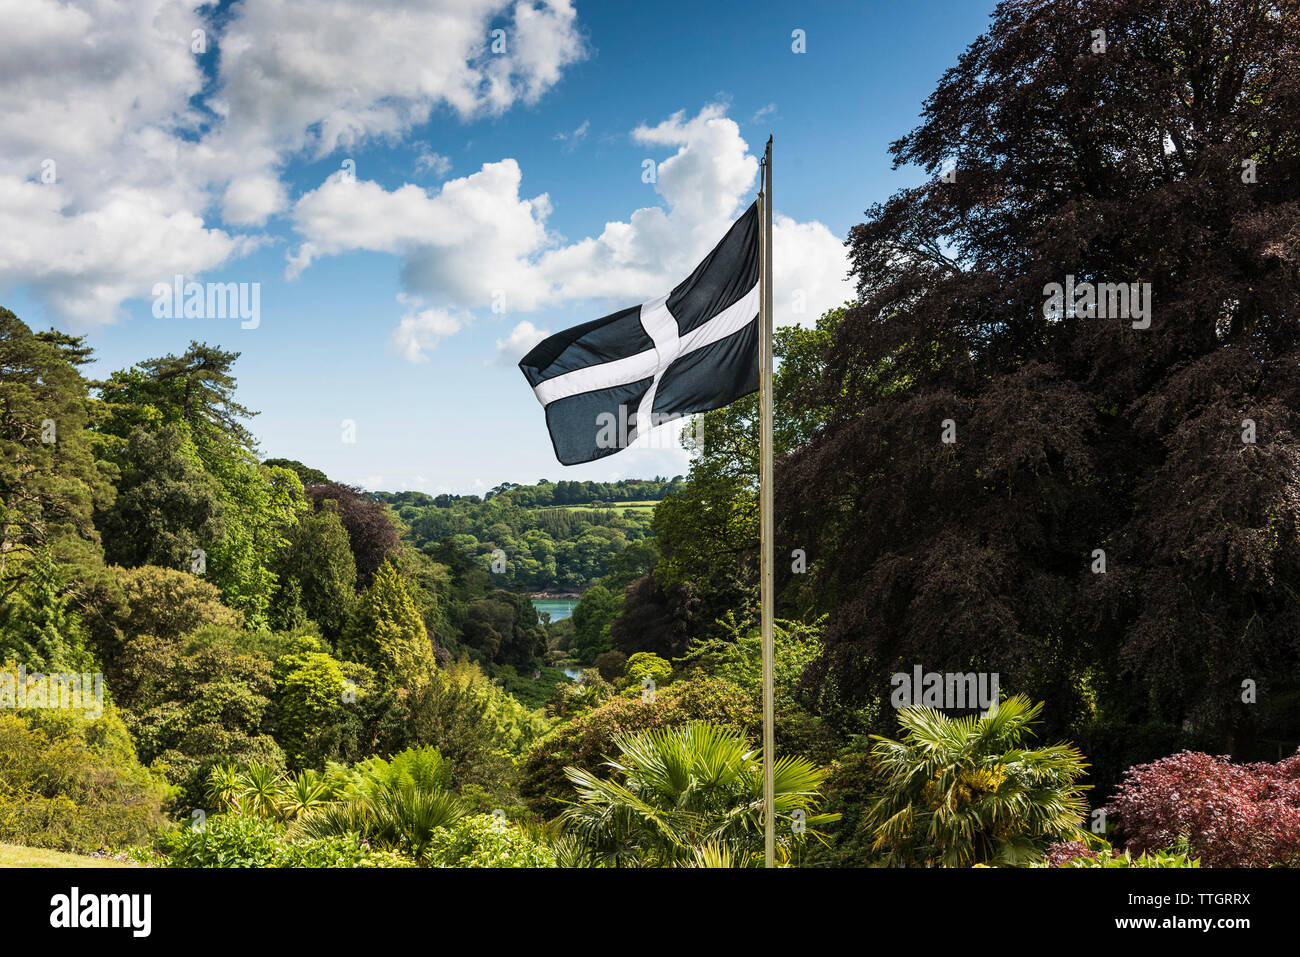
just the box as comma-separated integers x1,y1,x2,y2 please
519,201,760,465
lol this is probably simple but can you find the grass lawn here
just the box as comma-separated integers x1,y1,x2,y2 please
491,664,573,710
0,844,138,868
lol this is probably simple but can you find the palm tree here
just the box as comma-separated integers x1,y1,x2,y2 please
279,770,331,822
235,761,288,821
290,781,466,861
562,721,837,867
206,764,243,813
865,695,1096,867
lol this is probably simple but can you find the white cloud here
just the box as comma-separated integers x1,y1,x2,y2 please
222,174,290,227
495,320,550,364
415,147,453,178
289,102,852,352
0,0,585,324
391,296,470,362
210,0,584,158
0,177,254,324
553,119,590,150
290,160,554,309
773,214,852,328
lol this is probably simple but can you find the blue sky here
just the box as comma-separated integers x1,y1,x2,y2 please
4,0,996,494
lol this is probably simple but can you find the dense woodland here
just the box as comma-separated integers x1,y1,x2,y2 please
3,0,1300,868
372,479,676,593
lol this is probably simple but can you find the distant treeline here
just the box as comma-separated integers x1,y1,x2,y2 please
376,480,678,593
379,477,684,511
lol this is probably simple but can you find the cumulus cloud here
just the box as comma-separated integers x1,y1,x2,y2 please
289,102,852,349
222,174,290,227
494,320,550,364
391,295,471,362
415,147,453,177
0,0,585,324
290,160,554,308
211,0,584,159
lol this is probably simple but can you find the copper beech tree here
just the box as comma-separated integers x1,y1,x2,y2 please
783,0,1300,782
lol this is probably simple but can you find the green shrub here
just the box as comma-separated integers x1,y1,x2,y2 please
166,813,282,868
0,705,169,854
520,672,758,815
619,652,672,692
272,636,372,769
1067,847,1200,868
277,834,413,868
426,814,555,868
1041,839,1201,868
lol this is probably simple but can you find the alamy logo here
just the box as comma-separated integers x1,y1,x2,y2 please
595,405,703,455
152,274,261,329
891,666,1000,712
1043,274,1152,329
49,887,151,938
0,665,102,719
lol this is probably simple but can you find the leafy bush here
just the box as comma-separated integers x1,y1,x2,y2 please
592,650,627,682
546,668,614,719
426,814,555,868
1106,750,1300,867
801,743,881,867
864,697,1095,867
0,704,169,854
166,813,417,867
277,834,412,868
166,813,283,868
327,743,454,795
620,652,672,692
562,721,836,867
290,749,468,861
520,672,758,815
1041,839,1200,868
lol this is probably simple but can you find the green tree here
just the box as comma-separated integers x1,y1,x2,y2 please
0,551,93,671
96,425,225,570
650,317,840,637
82,565,242,687
342,560,437,689
99,342,259,458
272,636,372,769
99,343,306,627
0,310,112,602
272,505,357,642
115,630,285,809
865,697,1095,867
620,652,672,693
562,721,837,867
570,582,620,662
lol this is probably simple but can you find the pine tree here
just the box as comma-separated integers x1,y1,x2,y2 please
0,551,92,671
342,560,436,689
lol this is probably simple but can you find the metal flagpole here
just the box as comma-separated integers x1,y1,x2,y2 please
759,135,776,869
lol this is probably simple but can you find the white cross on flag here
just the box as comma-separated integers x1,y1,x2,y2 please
519,201,760,464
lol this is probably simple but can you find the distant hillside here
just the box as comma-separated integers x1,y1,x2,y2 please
375,478,680,593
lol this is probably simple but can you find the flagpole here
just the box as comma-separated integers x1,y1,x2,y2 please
759,135,776,869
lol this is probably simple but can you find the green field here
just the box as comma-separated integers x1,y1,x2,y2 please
533,500,660,514
0,844,138,868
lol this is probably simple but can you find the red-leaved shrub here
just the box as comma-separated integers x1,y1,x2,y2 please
1107,750,1300,867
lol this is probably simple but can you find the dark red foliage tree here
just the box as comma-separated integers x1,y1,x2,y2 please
303,482,399,588
610,574,699,660
783,0,1300,773
1107,750,1300,866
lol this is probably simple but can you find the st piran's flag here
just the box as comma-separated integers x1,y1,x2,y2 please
519,201,760,465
